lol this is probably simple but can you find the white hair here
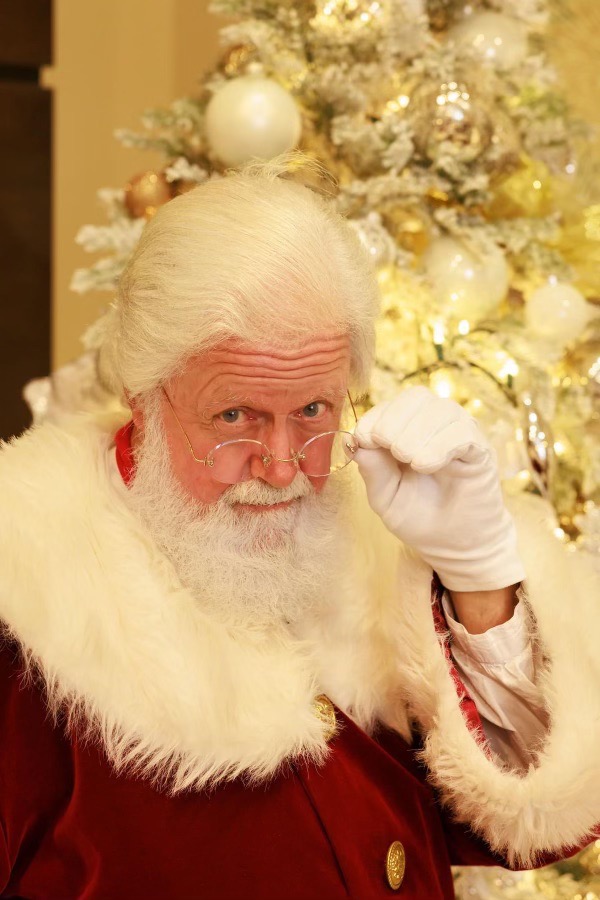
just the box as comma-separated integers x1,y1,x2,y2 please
102,157,380,398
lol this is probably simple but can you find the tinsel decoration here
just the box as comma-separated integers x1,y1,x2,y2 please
487,156,554,219
521,393,555,497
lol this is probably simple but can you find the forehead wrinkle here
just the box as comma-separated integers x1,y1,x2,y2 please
173,339,352,416
208,354,349,379
196,353,349,394
204,343,350,374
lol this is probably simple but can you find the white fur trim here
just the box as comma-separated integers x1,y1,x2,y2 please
1,419,599,864
0,419,331,792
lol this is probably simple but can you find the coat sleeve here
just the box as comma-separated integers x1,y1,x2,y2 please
441,803,596,870
398,491,600,867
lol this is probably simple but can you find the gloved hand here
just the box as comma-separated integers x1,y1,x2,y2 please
354,386,525,592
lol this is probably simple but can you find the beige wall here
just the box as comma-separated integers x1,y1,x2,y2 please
51,0,225,368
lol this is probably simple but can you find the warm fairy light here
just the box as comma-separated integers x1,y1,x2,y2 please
386,94,411,113
498,358,519,380
553,526,567,540
554,440,566,455
432,320,446,344
430,371,455,399
457,319,470,335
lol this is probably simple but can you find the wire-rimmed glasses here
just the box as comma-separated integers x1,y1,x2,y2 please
162,389,359,485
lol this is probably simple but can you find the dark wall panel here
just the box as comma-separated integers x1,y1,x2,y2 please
0,1,51,67
0,2,51,440
0,82,51,438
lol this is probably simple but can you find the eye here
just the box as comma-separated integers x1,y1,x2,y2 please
301,402,326,419
218,409,247,425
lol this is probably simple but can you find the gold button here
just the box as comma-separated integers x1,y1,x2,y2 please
386,841,406,891
313,694,337,742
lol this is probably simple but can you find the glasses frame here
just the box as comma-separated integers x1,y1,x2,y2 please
161,387,359,480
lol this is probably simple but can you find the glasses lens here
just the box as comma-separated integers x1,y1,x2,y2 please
210,440,266,484
300,431,358,477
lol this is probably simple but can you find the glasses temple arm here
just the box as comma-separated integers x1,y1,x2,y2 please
161,387,206,464
347,391,359,425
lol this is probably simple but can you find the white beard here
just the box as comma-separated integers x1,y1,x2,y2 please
126,393,350,629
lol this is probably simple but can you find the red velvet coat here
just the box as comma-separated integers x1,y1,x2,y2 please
1,419,599,899
0,637,509,900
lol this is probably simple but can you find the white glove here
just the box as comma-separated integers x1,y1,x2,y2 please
354,386,525,592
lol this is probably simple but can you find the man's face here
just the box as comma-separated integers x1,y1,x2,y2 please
131,333,352,506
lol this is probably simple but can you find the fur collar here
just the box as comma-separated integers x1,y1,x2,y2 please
1,417,600,864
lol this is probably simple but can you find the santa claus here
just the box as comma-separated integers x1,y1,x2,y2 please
1,161,599,899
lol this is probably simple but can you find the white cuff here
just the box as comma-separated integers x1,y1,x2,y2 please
441,592,530,665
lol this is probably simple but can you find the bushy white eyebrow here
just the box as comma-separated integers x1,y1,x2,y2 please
200,387,347,418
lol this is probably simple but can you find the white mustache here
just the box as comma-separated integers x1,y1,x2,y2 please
222,472,314,507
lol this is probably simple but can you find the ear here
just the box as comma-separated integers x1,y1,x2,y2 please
125,391,144,432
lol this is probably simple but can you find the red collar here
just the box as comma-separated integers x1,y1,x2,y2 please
114,421,135,486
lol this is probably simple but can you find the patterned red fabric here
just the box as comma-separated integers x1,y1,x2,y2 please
114,421,135,486
430,576,488,744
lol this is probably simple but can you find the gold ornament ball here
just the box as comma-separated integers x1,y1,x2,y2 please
124,171,174,219
312,0,387,31
411,80,492,163
426,0,482,31
218,44,256,78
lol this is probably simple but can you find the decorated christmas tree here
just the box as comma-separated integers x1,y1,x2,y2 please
42,2,600,894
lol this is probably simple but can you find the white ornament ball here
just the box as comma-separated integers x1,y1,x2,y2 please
422,236,509,322
526,282,589,344
204,77,302,168
449,12,528,69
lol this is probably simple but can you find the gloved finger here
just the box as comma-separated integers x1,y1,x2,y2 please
410,418,490,474
389,399,466,464
356,386,437,451
354,400,393,449
354,446,405,512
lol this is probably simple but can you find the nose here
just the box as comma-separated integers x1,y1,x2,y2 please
249,422,298,488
